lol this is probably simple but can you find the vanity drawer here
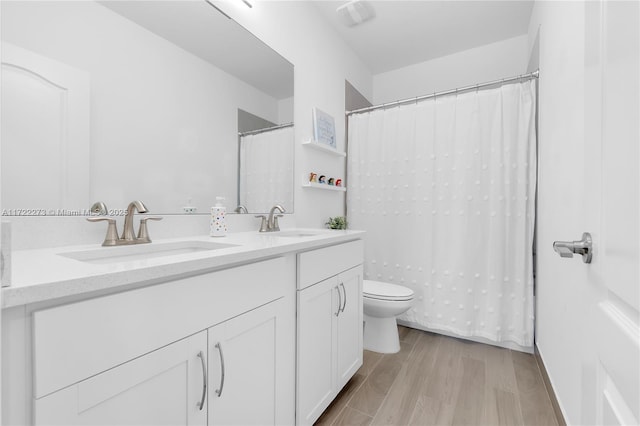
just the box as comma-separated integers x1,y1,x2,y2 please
33,257,287,399
297,240,363,290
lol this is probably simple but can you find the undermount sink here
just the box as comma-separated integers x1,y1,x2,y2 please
274,230,327,238
59,241,237,264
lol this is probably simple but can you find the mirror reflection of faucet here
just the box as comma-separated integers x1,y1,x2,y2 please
87,200,162,246
89,201,109,216
234,205,248,214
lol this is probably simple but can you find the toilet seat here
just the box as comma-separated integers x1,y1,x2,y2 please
363,280,414,301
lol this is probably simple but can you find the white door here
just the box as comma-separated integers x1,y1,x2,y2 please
1,42,90,211
335,265,363,391
208,299,285,426
583,1,640,424
34,332,208,426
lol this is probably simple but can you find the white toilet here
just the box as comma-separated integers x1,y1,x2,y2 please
363,280,414,354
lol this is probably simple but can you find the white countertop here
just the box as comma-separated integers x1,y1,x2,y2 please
2,229,364,308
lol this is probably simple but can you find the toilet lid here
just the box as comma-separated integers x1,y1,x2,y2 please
363,280,414,301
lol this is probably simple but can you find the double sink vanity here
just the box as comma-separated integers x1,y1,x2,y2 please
0,1,357,423
2,228,365,426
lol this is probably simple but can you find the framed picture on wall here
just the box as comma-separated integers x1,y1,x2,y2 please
312,107,336,149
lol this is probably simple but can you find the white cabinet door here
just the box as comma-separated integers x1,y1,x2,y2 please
208,299,286,426
335,265,363,390
296,277,339,425
34,332,207,426
296,267,363,426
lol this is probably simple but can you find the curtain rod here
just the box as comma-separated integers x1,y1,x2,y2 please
346,69,539,117
238,122,293,137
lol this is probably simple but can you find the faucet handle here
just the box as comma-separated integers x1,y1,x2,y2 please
137,216,163,243
255,215,268,232
272,214,284,232
90,201,108,216
139,216,163,224
87,217,119,246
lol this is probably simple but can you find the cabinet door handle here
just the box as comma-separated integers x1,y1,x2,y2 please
196,351,207,411
335,285,342,317
339,282,347,313
215,342,225,397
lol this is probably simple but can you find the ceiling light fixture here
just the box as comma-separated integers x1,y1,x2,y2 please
336,0,375,27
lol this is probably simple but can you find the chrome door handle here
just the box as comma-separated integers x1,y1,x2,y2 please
214,342,225,397
339,282,347,313
196,351,207,411
335,285,342,317
553,232,593,263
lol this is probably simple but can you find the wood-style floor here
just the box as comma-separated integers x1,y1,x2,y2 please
315,326,560,426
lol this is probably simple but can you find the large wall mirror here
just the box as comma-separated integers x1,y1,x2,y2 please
1,0,294,216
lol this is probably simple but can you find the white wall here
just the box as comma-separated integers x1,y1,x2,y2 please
372,35,529,104
214,1,373,228
278,97,294,124
527,2,589,424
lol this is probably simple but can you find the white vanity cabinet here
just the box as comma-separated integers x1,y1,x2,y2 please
1,232,366,426
26,257,293,426
296,241,364,425
35,331,208,426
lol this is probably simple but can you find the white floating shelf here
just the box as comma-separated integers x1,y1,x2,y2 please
302,182,346,192
302,139,346,157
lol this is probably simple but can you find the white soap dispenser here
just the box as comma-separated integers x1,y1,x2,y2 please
210,197,227,237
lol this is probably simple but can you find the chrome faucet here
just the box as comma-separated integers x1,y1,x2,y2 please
268,205,285,231
122,200,149,241
255,204,286,233
89,201,108,215
234,205,248,214
88,200,162,246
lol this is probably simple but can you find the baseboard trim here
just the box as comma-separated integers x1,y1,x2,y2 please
534,344,567,426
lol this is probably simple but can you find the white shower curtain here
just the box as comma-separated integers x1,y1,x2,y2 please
348,80,536,347
239,126,294,213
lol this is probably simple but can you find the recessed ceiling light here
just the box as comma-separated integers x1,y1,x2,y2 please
336,0,375,27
